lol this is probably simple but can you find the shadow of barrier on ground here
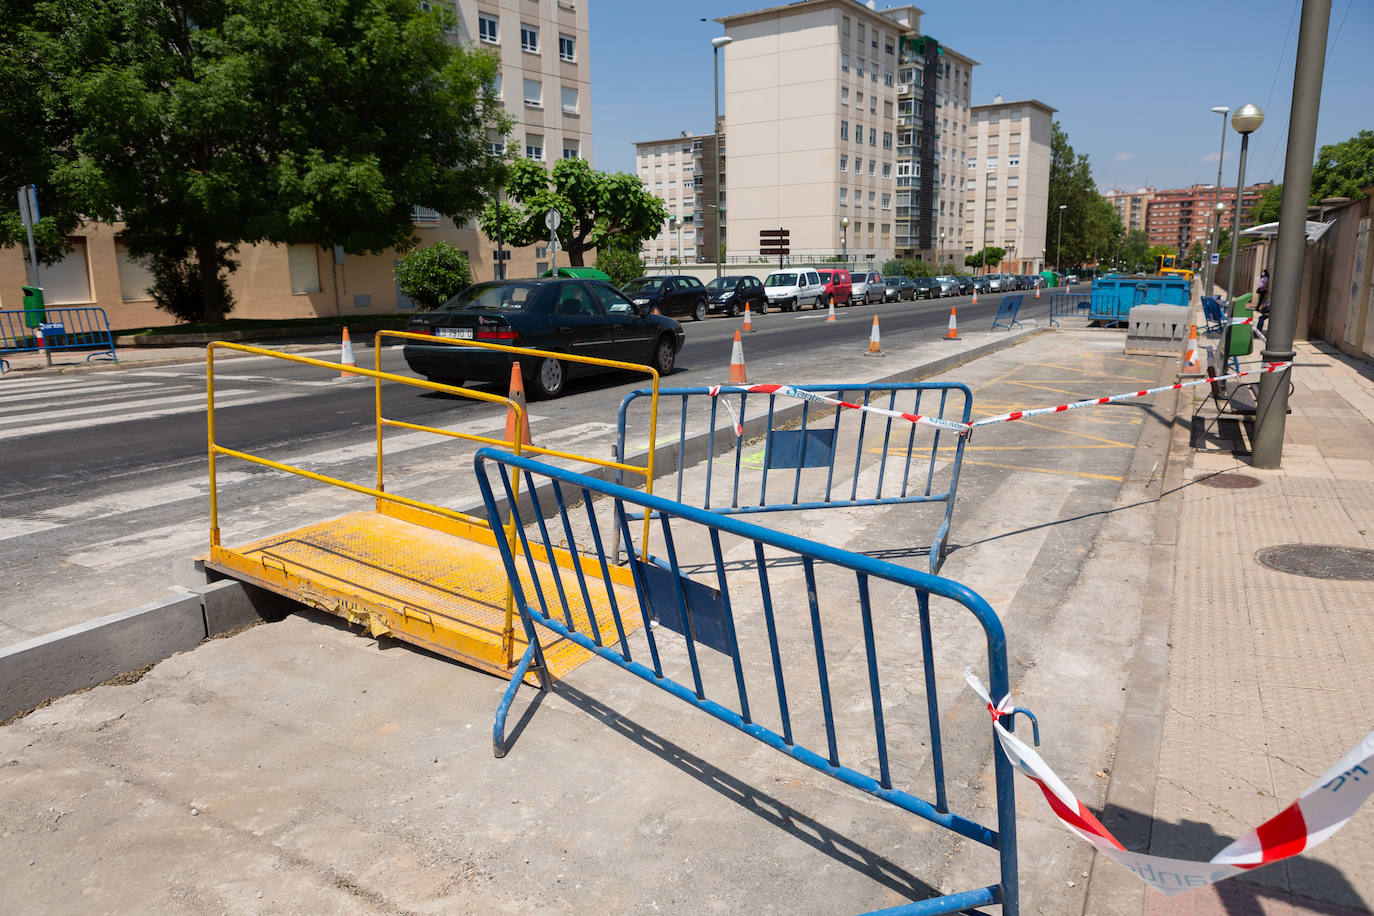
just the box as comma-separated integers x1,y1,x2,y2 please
478,448,1030,915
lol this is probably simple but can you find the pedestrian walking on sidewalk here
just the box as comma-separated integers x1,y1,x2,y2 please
1255,269,1271,335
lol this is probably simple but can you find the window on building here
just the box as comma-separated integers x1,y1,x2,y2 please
967,157,975,169
856,59,864,78
521,23,538,53
883,100,893,118
881,162,891,179
854,156,862,173
115,240,154,301
868,160,875,176
986,177,996,188
897,162,911,177
490,72,502,100
986,156,998,171
842,16,851,36
561,85,578,113
1007,175,1019,188
287,244,320,295
1007,155,1020,168
966,178,975,190
881,193,891,209
869,127,876,145
856,90,864,106
559,34,575,61
840,188,848,204
487,129,505,156
478,13,498,43
563,140,580,159
882,131,892,149
913,162,920,177
885,41,894,56
523,78,542,108
868,191,876,207
840,120,848,141
857,23,865,43
841,52,850,72
870,95,877,114
526,134,544,161
839,155,848,172
841,87,849,105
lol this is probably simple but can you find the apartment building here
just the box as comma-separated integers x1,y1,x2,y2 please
894,37,975,266
1104,187,1156,234
634,127,725,265
1144,182,1273,253
0,0,588,327
720,1,980,267
962,96,1054,274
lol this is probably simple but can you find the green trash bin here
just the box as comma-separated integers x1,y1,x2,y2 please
21,285,45,329
1226,293,1253,359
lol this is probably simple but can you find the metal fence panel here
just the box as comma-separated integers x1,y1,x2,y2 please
0,307,117,372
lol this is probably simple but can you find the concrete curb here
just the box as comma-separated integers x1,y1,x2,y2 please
0,580,296,721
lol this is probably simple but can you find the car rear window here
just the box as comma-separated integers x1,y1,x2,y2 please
442,281,540,311
766,273,798,287
623,278,665,293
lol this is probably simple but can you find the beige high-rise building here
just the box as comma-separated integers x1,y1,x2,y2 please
717,1,973,268
0,0,588,326
634,128,723,265
963,96,1055,274
1104,187,1156,234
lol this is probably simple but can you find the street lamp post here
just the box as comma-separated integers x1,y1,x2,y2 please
711,35,733,279
1056,204,1067,276
939,230,945,268
840,215,850,265
1203,106,1230,293
1223,104,1264,306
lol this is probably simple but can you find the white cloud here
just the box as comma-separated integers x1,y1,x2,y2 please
1113,152,1136,162
1202,150,1235,163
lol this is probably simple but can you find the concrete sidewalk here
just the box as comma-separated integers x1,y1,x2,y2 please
1086,339,1374,916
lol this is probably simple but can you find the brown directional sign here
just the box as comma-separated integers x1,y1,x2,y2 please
760,246,790,256
759,228,790,239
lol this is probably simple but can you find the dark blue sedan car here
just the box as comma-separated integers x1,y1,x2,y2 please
403,278,685,398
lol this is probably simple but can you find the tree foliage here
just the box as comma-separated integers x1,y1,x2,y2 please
394,242,472,311
1048,122,1121,269
479,157,668,267
882,257,936,277
1118,229,1150,273
1241,131,1374,227
964,247,1006,271
595,244,645,287
4,0,508,322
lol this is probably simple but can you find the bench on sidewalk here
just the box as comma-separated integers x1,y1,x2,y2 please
1201,296,1225,335
1193,346,1290,449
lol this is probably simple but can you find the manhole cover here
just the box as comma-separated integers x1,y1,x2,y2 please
1256,544,1374,580
1196,473,1262,489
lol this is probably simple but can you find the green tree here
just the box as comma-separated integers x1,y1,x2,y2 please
1047,123,1118,269
1251,183,1284,224
595,244,645,288
8,0,507,323
965,246,1005,271
394,242,472,311
1246,130,1374,226
479,157,668,268
1119,229,1150,272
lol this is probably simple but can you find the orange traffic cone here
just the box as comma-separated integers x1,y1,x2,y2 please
1034,285,1041,299
338,326,357,377
864,315,885,357
1180,324,1202,377
972,289,979,306
944,304,960,340
505,361,533,446
727,329,748,384
825,299,837,322
742,303,755,332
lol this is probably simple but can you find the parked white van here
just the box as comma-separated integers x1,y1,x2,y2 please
762,268,824,312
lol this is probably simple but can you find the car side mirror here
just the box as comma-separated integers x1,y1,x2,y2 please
633,301,651,316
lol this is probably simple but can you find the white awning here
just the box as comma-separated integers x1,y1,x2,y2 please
1239,220,1336,243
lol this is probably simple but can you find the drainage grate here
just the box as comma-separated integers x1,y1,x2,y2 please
1196,473,1262,489
1256,544,1374,581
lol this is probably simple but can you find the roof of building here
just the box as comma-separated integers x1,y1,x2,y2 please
970,98,1057,115
634,132,714,151
718,1,926,28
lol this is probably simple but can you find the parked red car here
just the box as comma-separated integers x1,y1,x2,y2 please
816,268,853,307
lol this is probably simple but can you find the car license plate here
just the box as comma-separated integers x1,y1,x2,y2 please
436,327,473,339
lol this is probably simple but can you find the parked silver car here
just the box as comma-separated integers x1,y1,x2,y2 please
933,276,958,297
852,270,886,304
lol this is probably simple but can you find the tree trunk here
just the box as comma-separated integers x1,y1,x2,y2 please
196,237,225,324
567,247,585,267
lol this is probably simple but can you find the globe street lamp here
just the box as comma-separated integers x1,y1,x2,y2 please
1204,106,1230,293
1223,103,1264,307
1056,204,1067,275
939,230,945,267
840,215,850,265
711,35,733,279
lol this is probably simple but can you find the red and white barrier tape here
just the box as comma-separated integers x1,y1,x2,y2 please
709,362,1293,438
706,384,970,436
965,671,1374,897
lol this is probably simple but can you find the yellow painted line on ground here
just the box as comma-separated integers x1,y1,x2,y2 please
959,459,1124,482
971,413,1138,447
1040,363,1158,382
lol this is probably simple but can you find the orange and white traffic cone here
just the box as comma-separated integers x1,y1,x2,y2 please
1034,285,1041,300
864,315,885,357
825,299,837,322
1180,324,1202,377
338,326,357,377
504,361,533,446
944,304,960,341
742,303,754,332
727,329,748,384
972,289,979,305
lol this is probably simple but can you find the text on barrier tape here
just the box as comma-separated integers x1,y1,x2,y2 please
709,363,1294,438
965,670,1374,897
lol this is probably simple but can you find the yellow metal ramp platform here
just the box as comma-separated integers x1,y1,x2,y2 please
207,503,639,680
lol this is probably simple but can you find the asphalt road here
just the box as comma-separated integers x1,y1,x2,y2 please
0,286,1062,645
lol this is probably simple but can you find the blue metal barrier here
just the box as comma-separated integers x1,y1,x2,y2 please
615,383,971,574
1201,296,1225,335
1048,292,1126,326
477,449,1023,915
991,294,1023,331
0,307,118,373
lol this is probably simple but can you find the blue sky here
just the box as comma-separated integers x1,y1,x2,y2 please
588,0,1372,193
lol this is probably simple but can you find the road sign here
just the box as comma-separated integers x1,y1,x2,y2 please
760,247,790,256
545,209,562,231
1210,253,1220,265
759,228,789,239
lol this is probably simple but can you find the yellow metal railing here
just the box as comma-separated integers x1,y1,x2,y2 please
205,336,661,668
